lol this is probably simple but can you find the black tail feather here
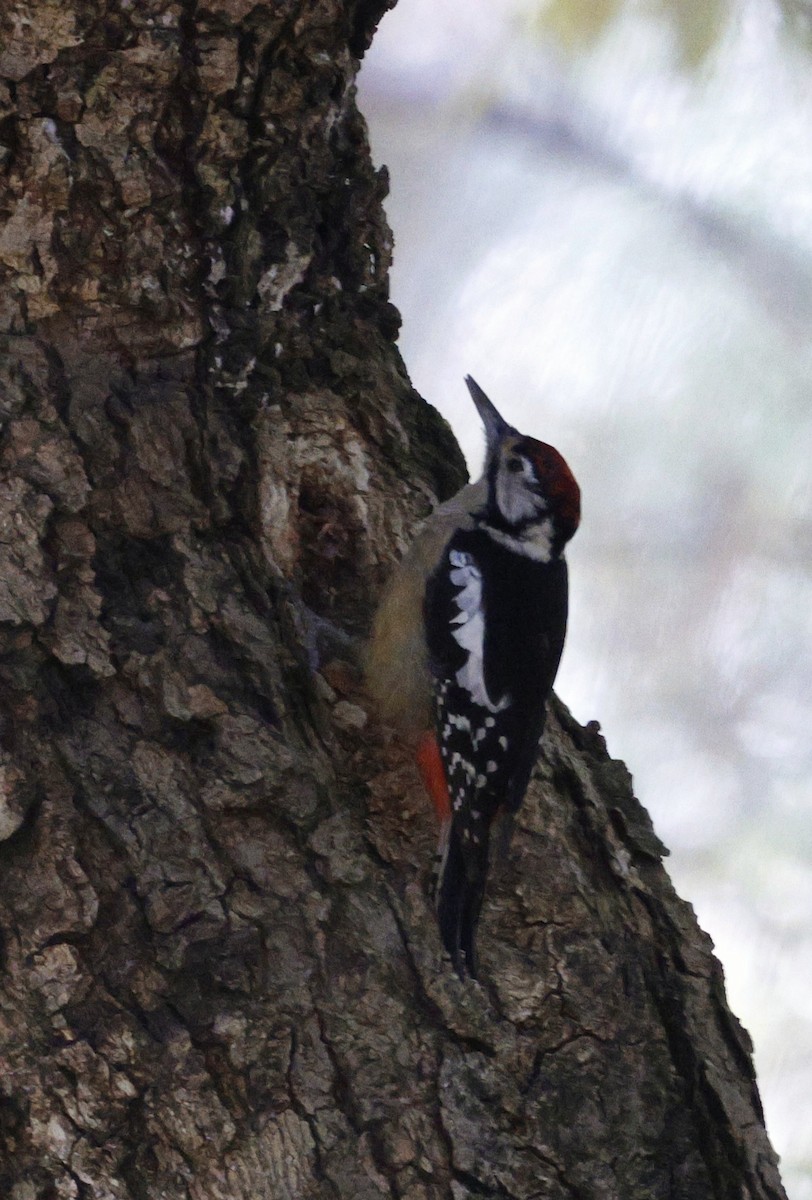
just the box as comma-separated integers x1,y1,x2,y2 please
435,821,490,979
459,866,488,979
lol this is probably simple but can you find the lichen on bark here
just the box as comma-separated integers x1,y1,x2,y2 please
0,2,788,1198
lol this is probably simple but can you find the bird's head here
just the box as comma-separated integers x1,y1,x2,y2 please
466,375,580,551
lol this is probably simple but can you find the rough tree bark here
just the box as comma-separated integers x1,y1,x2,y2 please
0,2,788,1198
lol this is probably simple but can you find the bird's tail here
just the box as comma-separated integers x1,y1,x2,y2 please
433,819,490,979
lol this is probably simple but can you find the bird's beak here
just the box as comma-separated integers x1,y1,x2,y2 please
465,376,516,455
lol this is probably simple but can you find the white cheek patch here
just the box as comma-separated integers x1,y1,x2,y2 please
447,549,509,713
495,456,546,526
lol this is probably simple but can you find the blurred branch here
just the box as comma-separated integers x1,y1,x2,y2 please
532,0,622,51
777,0,812,46
532,0,728,65
479,97,812,340
529,0,812,67
667,0,727,67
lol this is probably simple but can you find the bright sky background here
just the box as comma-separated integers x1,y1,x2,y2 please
360,2,812,1193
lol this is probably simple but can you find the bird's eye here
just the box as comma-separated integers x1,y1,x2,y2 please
506,458,524,474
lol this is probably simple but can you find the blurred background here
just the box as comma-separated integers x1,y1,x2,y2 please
358,1,812,1193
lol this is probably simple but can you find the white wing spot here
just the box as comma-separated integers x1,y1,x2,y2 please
448,549,509,713
498,736,508,751
449,713,471,732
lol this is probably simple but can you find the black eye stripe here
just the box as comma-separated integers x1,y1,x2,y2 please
506,458,524,473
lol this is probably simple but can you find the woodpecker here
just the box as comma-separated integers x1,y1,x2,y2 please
367,377,580,977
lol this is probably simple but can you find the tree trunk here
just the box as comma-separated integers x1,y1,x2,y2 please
0,3,787,1198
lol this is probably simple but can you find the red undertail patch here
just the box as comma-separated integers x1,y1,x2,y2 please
416,730,451,824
